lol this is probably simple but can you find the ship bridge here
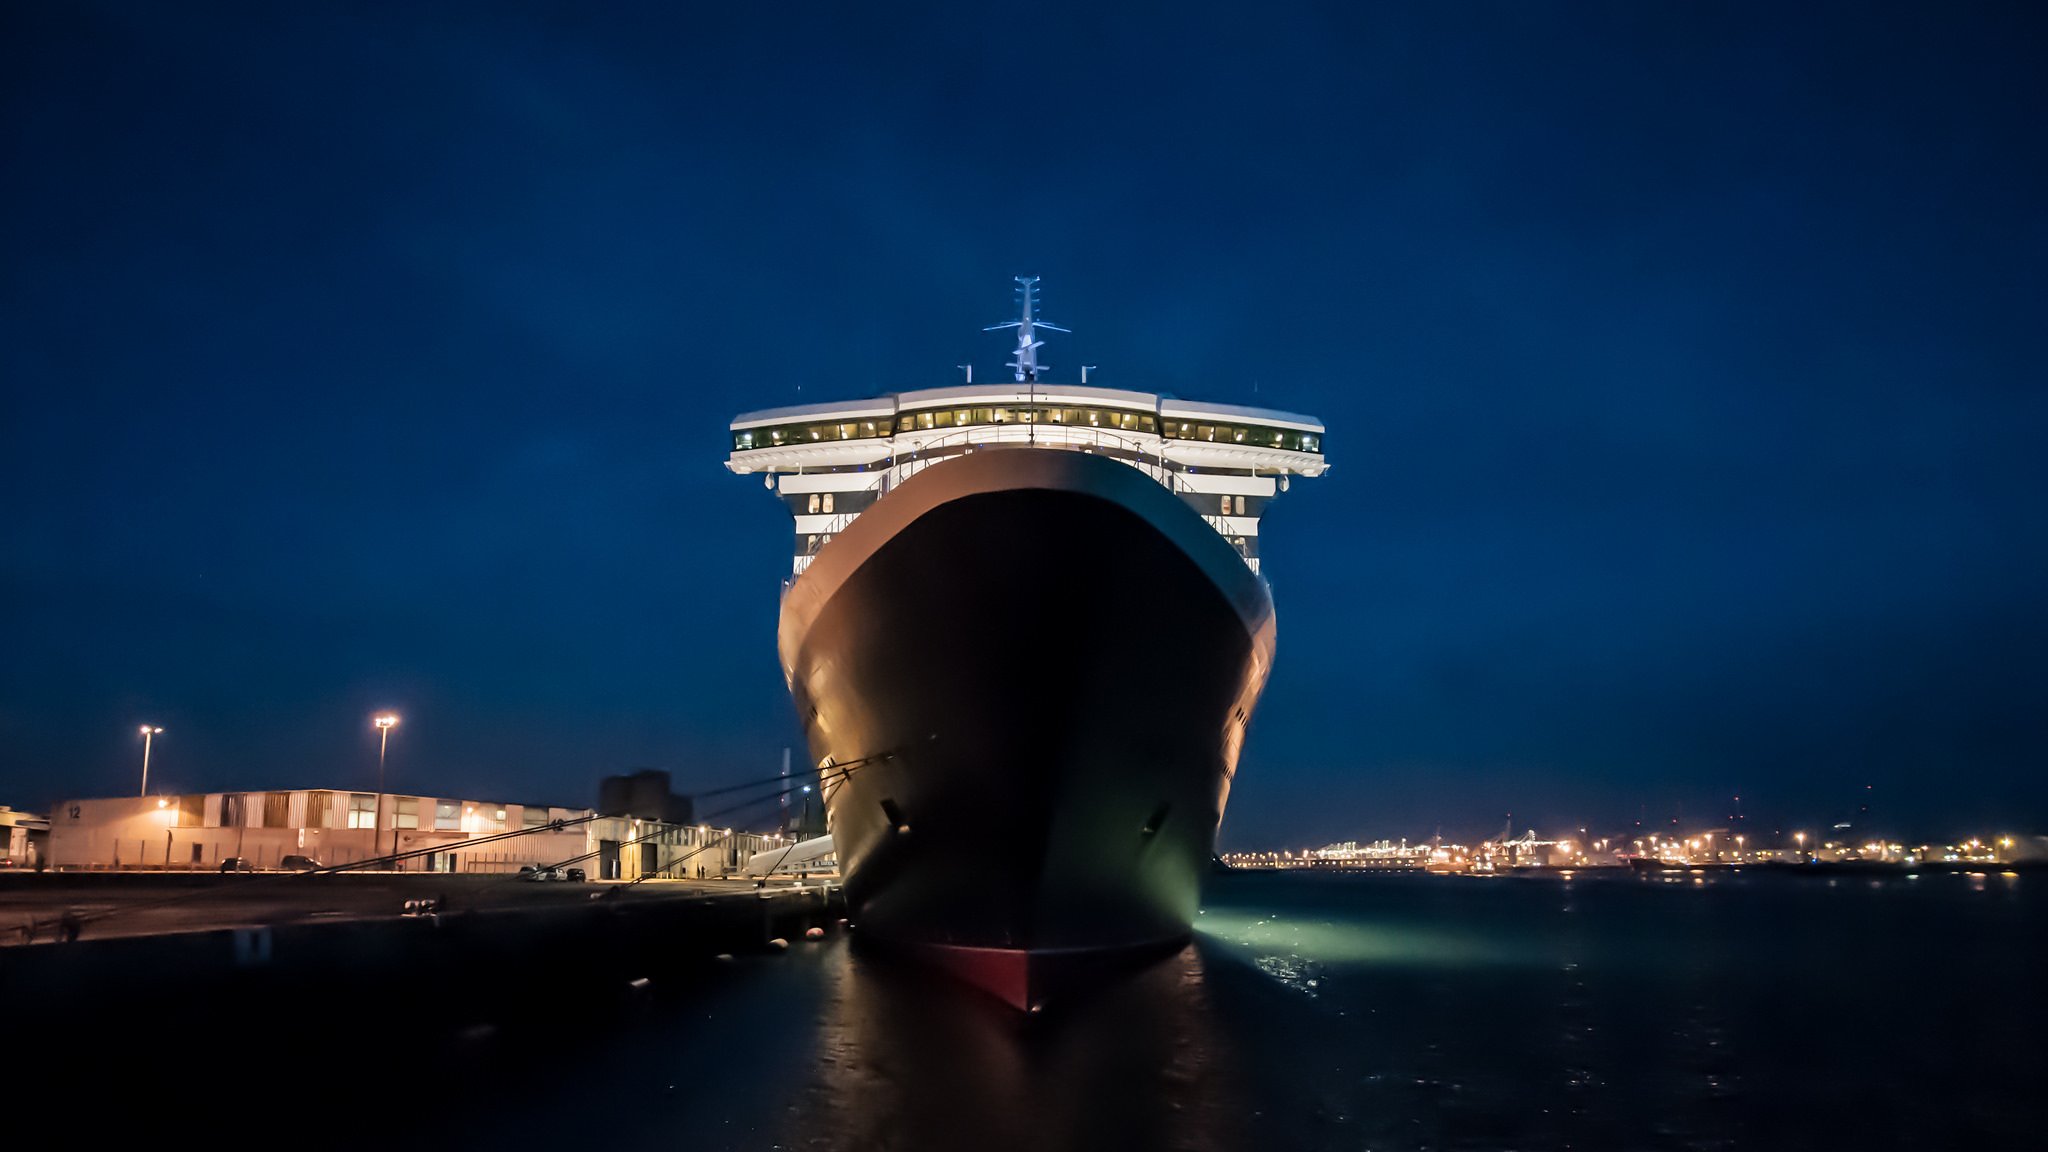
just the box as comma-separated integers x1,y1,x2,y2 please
728,384,1326,577
727,279,1326,577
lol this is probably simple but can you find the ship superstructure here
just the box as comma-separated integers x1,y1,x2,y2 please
726,279,1326,1009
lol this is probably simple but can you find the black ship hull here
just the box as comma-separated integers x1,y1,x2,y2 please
778,449,1275,1009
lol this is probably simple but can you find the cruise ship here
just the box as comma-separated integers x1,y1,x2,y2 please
727,278,1327,1009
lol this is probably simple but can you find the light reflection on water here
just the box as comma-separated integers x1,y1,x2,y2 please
789,941,1251,1152
1196,905,1525,985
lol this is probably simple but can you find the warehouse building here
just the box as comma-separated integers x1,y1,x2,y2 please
48,789,783,878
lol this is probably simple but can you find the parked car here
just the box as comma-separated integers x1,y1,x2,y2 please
218,857,254,872
563,867,586,882
279,854,322,871
517,864,564,881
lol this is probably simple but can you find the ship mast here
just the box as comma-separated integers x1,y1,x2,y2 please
983,275,1068,384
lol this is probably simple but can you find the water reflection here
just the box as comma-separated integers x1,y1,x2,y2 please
788,941,1251,1152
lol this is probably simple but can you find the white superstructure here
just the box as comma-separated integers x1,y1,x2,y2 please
726,278,1327,577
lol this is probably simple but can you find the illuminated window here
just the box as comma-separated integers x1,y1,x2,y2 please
1221,494,1232,515
1235,495,1246,515
434,801,460,831
916,412,936,429
821,492,834,514
954,409,971,425
394,797,420,830
807,493,820,514
347,793,376,829
992,407,1010,423
897,416,914,432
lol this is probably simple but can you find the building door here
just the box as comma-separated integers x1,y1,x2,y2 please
599,840,620,881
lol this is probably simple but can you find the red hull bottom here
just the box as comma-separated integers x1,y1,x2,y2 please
892,936,1188,1012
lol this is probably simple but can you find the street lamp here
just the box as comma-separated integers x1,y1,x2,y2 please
374,715,399,867
138,725,163,797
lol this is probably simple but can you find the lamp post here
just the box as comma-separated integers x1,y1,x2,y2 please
138,726,163,797
374,715,399,868
158,797,173,870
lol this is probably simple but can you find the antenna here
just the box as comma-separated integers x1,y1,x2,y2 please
1081,365,1098,384
957,364,973,383
983,275,1068,383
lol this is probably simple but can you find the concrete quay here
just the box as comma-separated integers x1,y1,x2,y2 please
1,871,847,1032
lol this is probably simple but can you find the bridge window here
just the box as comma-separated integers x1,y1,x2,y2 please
733,418,895,451
1160,419,1320,455
821,492,834,514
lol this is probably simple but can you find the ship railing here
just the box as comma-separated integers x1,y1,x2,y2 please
885,426,1190,493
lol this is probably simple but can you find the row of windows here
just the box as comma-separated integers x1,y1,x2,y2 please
171,792,554,831
733,405,1322,455
1164,421,1320,454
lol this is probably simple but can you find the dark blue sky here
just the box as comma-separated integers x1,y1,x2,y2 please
3,2,2044,846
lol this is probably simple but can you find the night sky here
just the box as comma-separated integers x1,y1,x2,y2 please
3,2,2044,847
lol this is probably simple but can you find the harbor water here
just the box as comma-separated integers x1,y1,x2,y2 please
159,868,2048,1150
